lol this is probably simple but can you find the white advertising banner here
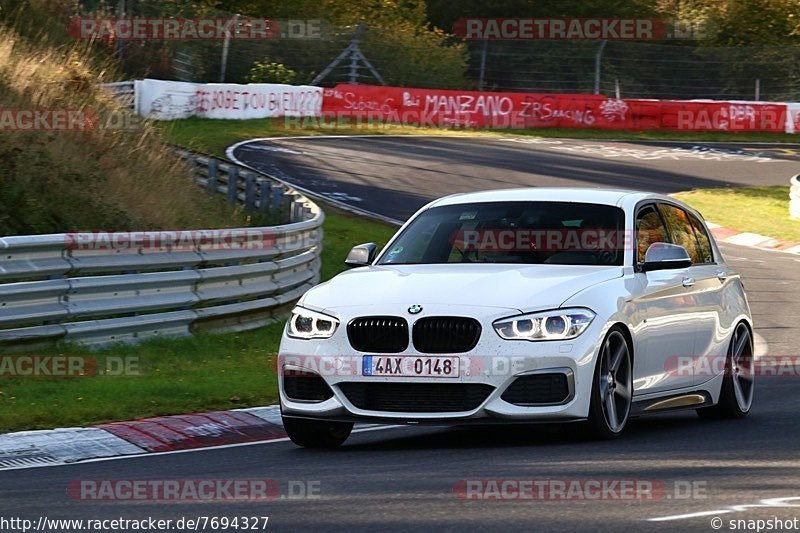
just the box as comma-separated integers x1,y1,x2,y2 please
135,79,197,120
135,79,323,120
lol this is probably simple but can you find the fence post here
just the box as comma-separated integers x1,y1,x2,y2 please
594,40,607,95
220,14,239,82
348,26,361,83
478,39,488,91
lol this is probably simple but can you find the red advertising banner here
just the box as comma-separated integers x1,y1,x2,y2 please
320,84,787,133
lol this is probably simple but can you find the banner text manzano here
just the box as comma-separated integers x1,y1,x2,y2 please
321,84,789,133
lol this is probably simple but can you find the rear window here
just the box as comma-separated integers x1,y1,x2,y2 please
378,201,625,266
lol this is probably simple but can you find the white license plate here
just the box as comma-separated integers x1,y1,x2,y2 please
362,356,460,378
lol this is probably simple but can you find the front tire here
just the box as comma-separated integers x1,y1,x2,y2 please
585,328,633,439
282,416,353,448
697,322,754,419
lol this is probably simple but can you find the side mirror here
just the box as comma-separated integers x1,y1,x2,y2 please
642,242,692,272
345,243,377,267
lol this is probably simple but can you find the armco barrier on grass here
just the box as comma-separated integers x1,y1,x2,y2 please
0,150,323,347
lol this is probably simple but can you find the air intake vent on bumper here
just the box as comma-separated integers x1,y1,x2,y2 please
501,373,571,406
339,382,494,413
283,371,334,402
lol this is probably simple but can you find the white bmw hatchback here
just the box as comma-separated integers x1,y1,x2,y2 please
278,188,754,447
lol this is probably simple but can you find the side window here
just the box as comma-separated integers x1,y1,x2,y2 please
688,212,714,263
636,205,669,263
658,204,701,264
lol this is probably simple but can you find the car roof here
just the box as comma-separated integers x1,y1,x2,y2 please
429,187,675,211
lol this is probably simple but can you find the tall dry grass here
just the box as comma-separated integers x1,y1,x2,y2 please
0,26,249,236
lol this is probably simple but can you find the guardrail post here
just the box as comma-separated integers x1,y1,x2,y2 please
207,159,218,193
259,181,272,213
293,202,305,222
227,167,240,205
282,194,294,223
244,175,257,211
271,186,283,213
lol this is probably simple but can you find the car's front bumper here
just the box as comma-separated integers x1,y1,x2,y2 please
278,304,609,424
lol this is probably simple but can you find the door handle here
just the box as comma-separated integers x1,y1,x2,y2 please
716,270,727,282
682,276,696,288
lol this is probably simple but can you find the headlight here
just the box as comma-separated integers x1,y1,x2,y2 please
287,307,339,339
493,308,595,341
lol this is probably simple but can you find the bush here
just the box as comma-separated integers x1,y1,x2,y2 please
247,60,298,84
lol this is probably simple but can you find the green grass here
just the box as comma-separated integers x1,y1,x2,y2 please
155,116,800,157
320,206,397,282
674,186,800,242
0,327,281,432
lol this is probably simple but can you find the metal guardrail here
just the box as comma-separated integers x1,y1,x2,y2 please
101,81,136,113
0,151,323,347
791,175,800,220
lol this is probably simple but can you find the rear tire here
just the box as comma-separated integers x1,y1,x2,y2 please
697,322,754,420
282,416,353,448
585,328,633,440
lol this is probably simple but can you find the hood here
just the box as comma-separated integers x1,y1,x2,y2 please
301,264,623,313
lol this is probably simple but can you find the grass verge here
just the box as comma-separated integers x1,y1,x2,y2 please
155,116,800,157
674,186,800,243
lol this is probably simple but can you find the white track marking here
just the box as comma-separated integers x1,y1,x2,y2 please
0,425,405,472
648,510,734,522
754,332,769,357
648,497,800,522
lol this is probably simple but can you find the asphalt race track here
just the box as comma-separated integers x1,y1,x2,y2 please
229,136,800,222
2,136,800,532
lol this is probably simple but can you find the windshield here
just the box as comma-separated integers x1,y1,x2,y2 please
378,201,625,266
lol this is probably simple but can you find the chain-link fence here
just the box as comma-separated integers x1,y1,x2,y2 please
466,39,800,101
102,10,800,101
